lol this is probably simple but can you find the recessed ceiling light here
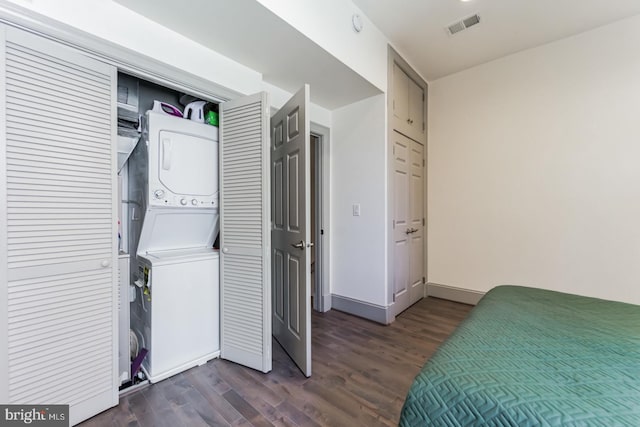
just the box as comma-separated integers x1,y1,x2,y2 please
460,0,473,2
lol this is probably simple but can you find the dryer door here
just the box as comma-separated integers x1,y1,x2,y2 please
158,130,218,197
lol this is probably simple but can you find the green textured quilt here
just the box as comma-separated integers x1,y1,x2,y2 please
400,286,640,426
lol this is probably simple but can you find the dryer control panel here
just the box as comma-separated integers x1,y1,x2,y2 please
149,188,218,208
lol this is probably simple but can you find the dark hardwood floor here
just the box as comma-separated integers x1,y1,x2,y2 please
81,297,473,427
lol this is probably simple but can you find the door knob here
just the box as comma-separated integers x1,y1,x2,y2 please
291,241,305,250
101,259,111,268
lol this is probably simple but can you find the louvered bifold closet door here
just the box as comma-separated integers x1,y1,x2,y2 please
219,92,272,373
0,26,117,425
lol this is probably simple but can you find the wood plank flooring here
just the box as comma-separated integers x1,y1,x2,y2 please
80,297,473,427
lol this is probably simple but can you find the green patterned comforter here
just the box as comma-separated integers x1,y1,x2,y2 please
400,286,640,426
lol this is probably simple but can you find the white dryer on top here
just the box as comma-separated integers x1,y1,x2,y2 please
145,110,219,209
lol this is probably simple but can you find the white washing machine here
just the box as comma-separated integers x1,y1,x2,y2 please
133,248,219,383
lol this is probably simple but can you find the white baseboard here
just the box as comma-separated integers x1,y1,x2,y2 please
427,283,485,305
331,294,392,325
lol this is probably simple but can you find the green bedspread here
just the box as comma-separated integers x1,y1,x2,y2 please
399,286,640,426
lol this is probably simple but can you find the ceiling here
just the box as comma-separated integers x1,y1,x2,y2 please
115,0,640,105
114,0,381,109
353,0,640,80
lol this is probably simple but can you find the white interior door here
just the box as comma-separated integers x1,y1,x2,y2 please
393,132,411,314
219,92,272,373
407,77,425,141
393,132,425,316
392,62,410,137
271,85,311,377
409,141,425,304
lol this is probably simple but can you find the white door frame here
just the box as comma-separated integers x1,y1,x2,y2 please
310,123,331,313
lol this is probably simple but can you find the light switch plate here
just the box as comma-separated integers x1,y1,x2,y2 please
352,203,361,216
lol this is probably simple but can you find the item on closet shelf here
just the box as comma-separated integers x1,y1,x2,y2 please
151,100,183,117
183,100,206,123
118,116,140,133
118,74,139,122
205,110,219,126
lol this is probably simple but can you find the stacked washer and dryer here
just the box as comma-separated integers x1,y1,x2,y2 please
128,110,220,383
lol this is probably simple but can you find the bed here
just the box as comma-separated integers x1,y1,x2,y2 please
399,285,640,426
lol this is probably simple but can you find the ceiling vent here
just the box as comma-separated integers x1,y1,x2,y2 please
447,14,481,35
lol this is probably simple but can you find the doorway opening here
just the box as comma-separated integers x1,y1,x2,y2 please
310,124,330,313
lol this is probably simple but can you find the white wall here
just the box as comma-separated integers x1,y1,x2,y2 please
428,15,640,305
331,94,388,306
255,0,389,92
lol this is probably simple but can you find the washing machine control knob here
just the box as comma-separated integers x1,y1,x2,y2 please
191,199,198,206
180,198,187,206
154,189,165,199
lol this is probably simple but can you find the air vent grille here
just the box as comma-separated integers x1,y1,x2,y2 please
447,14,481,35
448,21,465,35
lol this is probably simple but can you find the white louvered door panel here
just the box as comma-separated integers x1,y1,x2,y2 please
219,92,272,373
1,26,117,425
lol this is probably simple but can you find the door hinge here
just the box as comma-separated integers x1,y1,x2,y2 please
321,229,324,235
423,159,425,167
423,122,425,131
392,293,396,302
422,93,425,102
422,218,425,226
422,277,426,284
392,219,396,229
